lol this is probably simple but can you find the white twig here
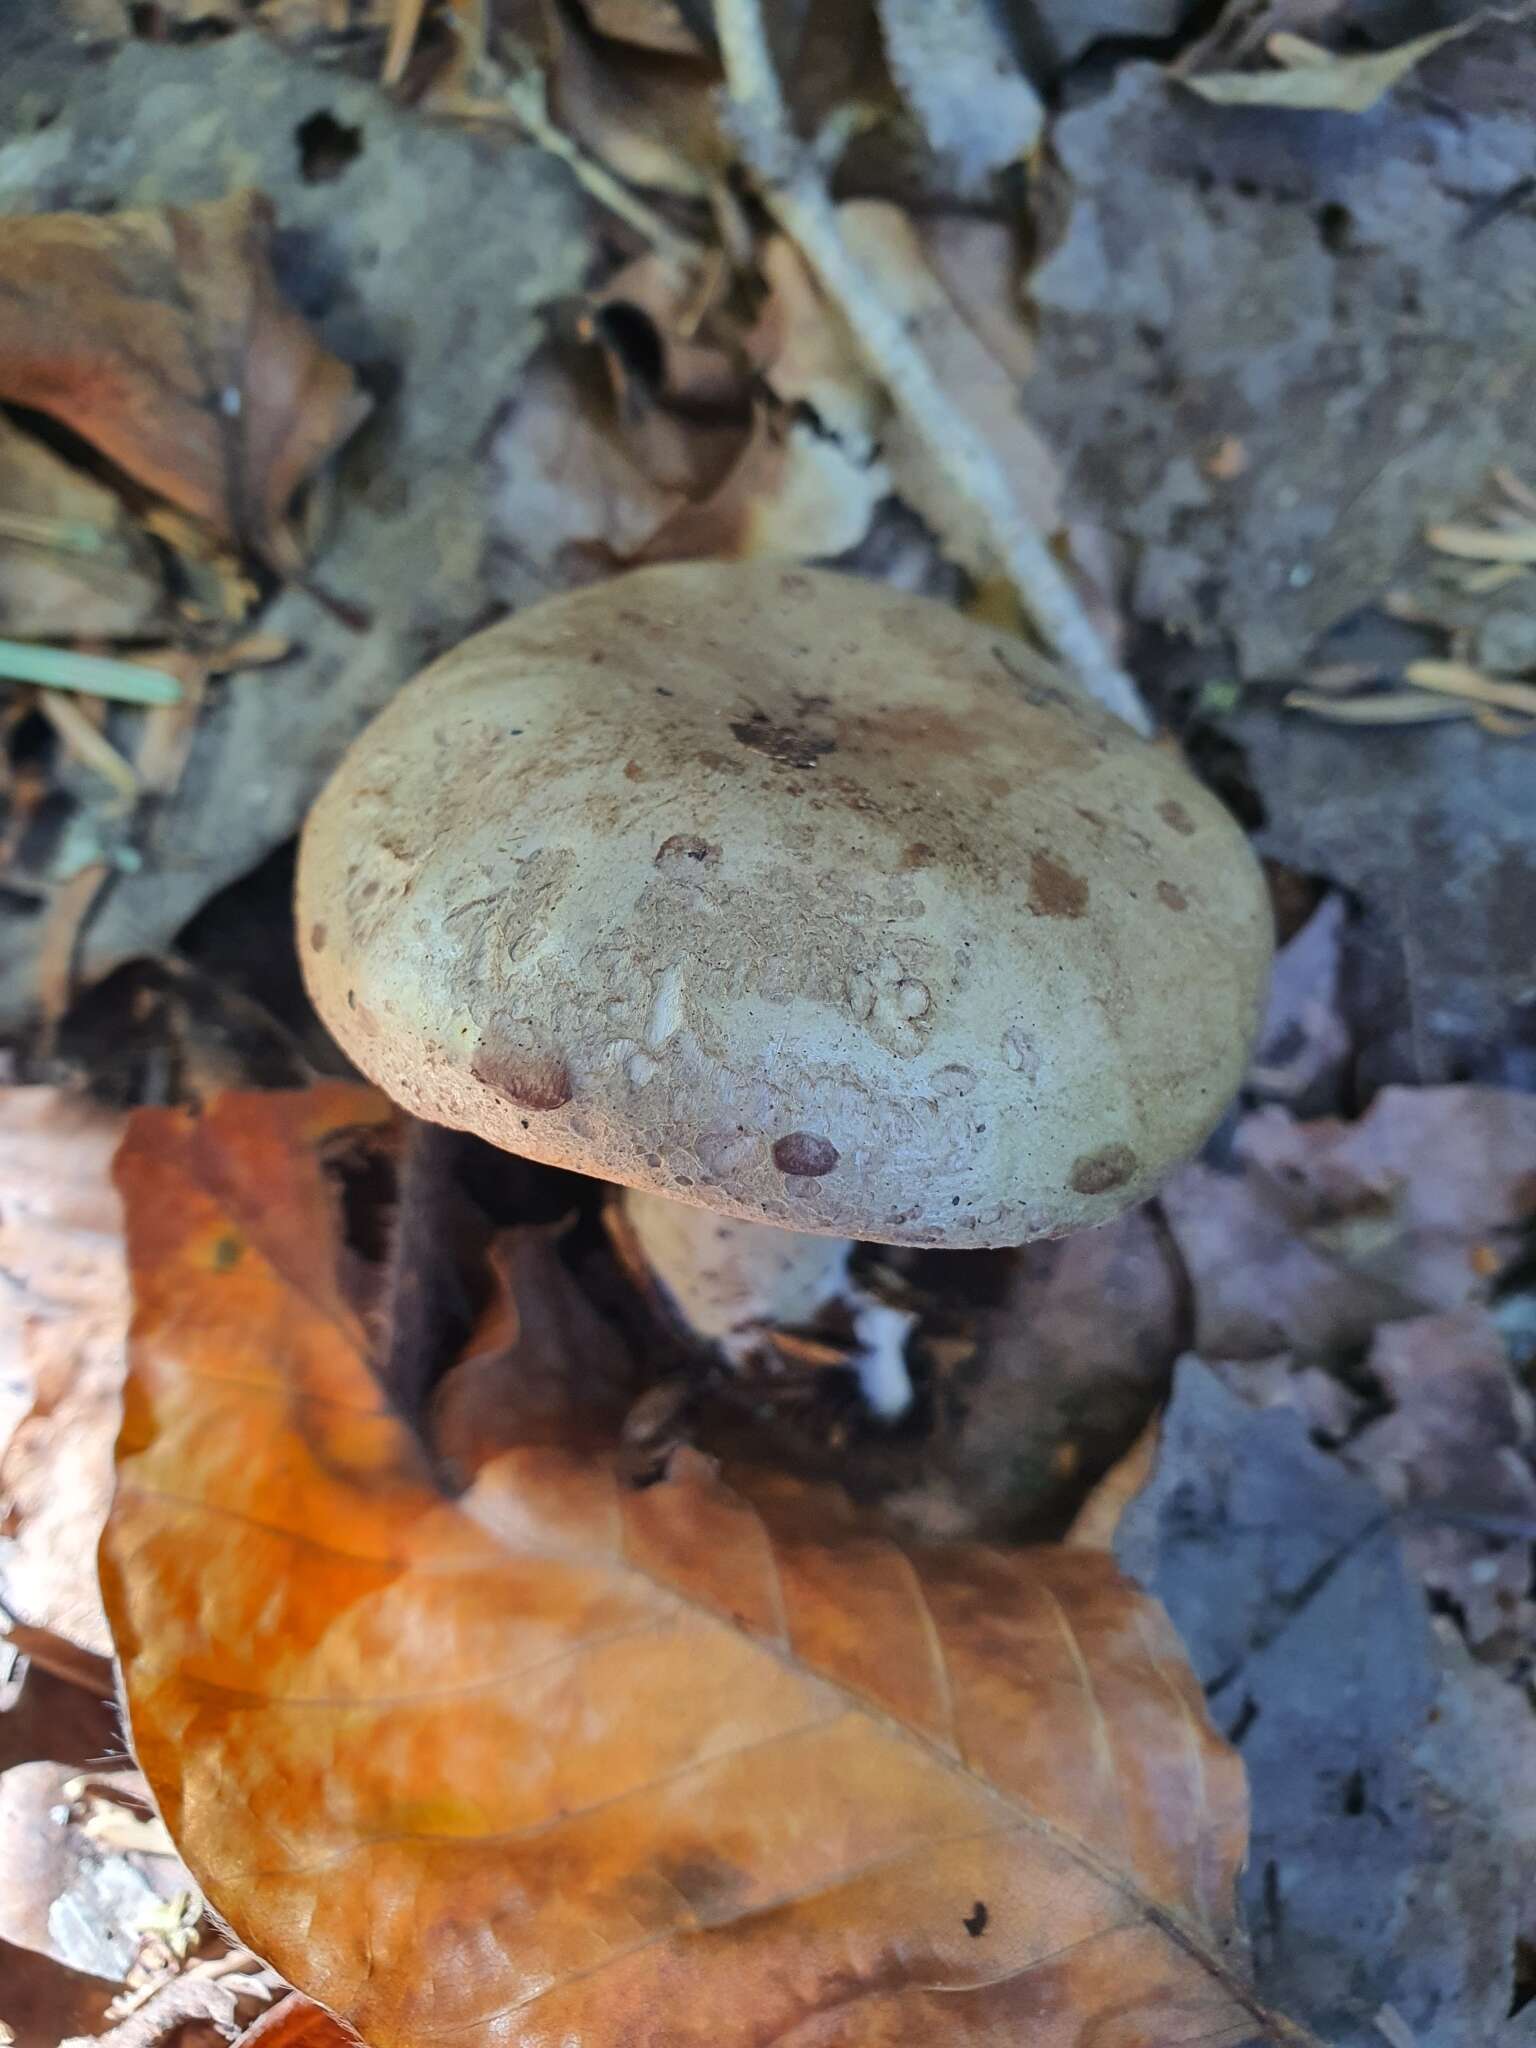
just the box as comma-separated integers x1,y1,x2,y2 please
713,0,1152,734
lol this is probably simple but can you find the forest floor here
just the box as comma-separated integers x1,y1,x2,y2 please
0,4,1534,2045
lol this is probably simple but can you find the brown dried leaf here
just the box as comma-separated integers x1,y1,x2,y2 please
0,1089,129,1659
640,404,890,563
542,0,725,196
579,0,709,54
489,345,690,585
494,270,886,579
1161,1086,1536,1360
0,193,370,559
1344,1308,1536,1646
101,1086,1294,2048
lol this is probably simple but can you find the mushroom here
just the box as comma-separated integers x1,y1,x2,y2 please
297,562,1271,1416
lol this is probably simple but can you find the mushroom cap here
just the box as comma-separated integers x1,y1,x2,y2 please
298,562,1271,1247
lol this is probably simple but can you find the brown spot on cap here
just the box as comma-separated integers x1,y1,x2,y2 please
1157,880,1189,912
471,1043,572,1112
730,710,836,771
309,922,327,951
772,1132,840,1177
1159,799,1197,837
1070,1143,1139,1196
900,841,935,869
624,758,645,782
655,834,719,867
1029,851,1089,919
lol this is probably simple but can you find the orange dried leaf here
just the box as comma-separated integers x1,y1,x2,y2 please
0,193,370,558
103,1087,1300,2048
236,1993,361,2048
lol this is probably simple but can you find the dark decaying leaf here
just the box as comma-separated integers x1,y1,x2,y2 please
99,1085,1303,2048
1160,1085,1536,1359
0,191,370,560
1117,1361,1534,2045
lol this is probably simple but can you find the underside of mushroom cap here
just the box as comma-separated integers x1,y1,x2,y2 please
298,562,1272,1247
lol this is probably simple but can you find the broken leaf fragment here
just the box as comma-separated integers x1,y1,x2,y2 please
0,416,164,642
1185,22,1471,112
0,1088,130,1661
0,192,370,562
100,1085,1296,2048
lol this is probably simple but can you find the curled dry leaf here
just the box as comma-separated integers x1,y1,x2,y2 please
489,345,690,587
492,251,889,580
579,0,710,56
0,192,370,562
234,1994,357,2048
101,1085,1298,2048
541,0,726,197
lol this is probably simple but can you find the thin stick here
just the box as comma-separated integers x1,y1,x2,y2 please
712,0,1151,734
383,0,428,86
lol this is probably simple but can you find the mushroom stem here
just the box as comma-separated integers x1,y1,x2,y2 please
620,1187,914,1417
